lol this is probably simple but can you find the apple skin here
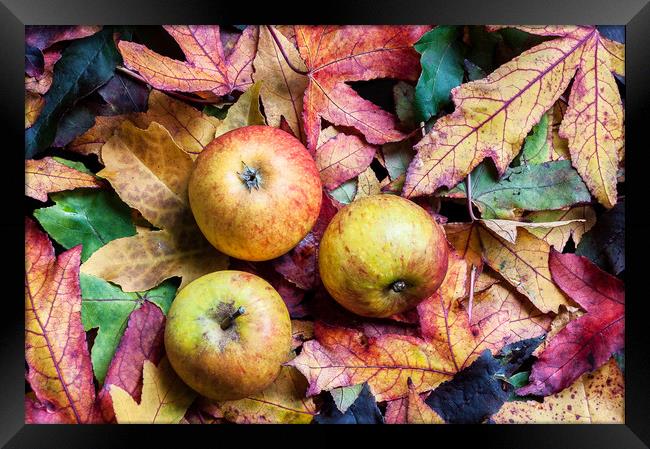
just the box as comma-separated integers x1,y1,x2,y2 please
318,194,449,318
188,125,322,261
164,270,292,401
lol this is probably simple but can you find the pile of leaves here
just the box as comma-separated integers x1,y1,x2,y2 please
24,25,625,424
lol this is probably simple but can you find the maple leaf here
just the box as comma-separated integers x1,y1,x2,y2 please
201,367,317,424
25,218,98,424
110,357,196,424
98,301,167,423
118,25,257,97
404,379,445,424
494,358,623,423
296,25,430,150
444,222,483,274
81,121,228,292
517,250,624,397
479,226,570,313
253,26,308,140
25,157,102,201
316,133,376,190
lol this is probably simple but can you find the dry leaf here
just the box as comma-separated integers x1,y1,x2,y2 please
25,157,102,202
526,206,596,250
316,133,376,189
479,218,586,244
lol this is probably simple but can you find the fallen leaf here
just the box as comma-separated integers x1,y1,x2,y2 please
382,140,416,181
314,383,384,424
330,384,364,414
494,358,623,423
517,250,624,396
291,320,314,350
403,28,590,198
517,112,551,165
479,218,586,244
576,200,624,275
25,92,44,129
118,26,257,96
444,221,483,273
329,179,358,205
355,165,381,199
25,25,102,50
25,218,97,423
296,25,429,149
202,367,316,424
526,206,596,250
110,357,196,424
405,379,445,424
98,301,167,422
80,274,176,383
253,26,308,140
393,81,417,129
68,115,128,159
81,121,228,291
316,133,376,190
479,226,570,313
98,72,150,114
25,157,102,201
214,81,265,137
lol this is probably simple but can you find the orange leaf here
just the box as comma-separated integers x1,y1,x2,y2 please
296,25,429,150
68,115,129,159
405,379,444,424
25,218,98,423
118,26,257,96
25,157,103,202
316,133,376,190
444,221,483,273
25,92,44,129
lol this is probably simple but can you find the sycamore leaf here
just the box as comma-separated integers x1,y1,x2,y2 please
576,200,624,275
479,226,570,313
414,26,465,122
80,274,176,383
110,357,196,424
25,157,102,201
253,26,308,141
526,206,596,250
118,25,257,96
214,81,265,138
316,133,376,190
518,250,624,396
25,92,44,129
444,221,483,273
403,29,592,198
446,161,591,219
25,218,98,424
479,218,585,244
296,25,429,150
34,189,135,262
201,367,317,424
355,166,381,199
98,301,166,422
495,358,623,423
81,121,228,291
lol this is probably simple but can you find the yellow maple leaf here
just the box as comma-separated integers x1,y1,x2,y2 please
110,358,196,424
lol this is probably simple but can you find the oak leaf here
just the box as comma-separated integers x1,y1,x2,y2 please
110,357,196,424
25,218,98,424
118,26,257,96
25,157,102,201
296,25,429,150
517,250,624,396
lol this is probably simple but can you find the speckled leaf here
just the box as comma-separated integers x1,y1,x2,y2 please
25,157,102,202
355,165,381,199
526,206,596,250
479,218,586,244
316,133,376,190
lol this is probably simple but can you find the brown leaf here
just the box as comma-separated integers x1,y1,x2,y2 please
355,165,381,199
25,92,45,129
525,206,596,250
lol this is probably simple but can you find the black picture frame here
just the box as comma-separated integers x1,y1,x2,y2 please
4,0,649,447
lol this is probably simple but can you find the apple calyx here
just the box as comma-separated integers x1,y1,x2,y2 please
219,306,246,330
238,162,262,191
390,280,407,293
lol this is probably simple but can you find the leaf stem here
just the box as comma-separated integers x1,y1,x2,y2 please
265,25,310,76
468,265,477,323
465,173,478,221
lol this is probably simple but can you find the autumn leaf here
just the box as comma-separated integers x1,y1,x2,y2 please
98,301,167,422
201,367,317,424
576,200,624,274
213,81,265,137
25,92,45,129
98,72,149,115
329,179,358,205
118,26,257,96
405,379,445,424
494,358,623,423
253,26,308,140
80,274,176,383
68,115,127,159
315,383,384,424
110,357,196,424
444,221,483,274
25,218,98,423
393,82,417,129
316,133,376,190
291,320,314,350
479,226,570,313
296,25,429,150
329,384,364,414
81,121,228,291
517,250,624,396
355,166,381,199
526,206,596,250
25,157,102,201
25,25,101,50
479,218,586,245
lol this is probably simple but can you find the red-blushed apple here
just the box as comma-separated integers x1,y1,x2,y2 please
164,270,292,401
318,194,449,318
188,125,322,261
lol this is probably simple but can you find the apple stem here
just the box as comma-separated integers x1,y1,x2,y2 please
391,280,407,293
238,162,261,190
220,306,246,330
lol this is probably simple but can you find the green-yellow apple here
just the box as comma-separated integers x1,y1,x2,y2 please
188,125,322,261
164,270,292,401
318,194,448,318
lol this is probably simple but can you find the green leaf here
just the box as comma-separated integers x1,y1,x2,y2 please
81,274,177,383
25,28,121,158
52,157,95,175
514,114,550,166
329,178,357,205
414,26,464,122
330,384,365,414
33,189,136,261
381,141,415,181
448,161,591,219
465,26,502,75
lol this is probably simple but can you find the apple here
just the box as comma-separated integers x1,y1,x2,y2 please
188,125,322,261
164,270,292,401
318,194,448,318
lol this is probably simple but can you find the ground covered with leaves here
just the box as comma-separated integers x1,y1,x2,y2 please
24,25,625,424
